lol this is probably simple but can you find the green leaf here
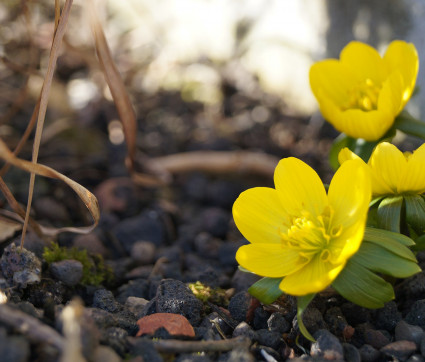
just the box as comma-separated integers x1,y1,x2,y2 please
353,241,420,278
332,259,394,309
405,195,425,234
370,196,384,208
364,227,416,247
394,111,425,140
329,134,355,170
376,196,403,232
296,294,316,342
248,277,283,304
413,234,425,251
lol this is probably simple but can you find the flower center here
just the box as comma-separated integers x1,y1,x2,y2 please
280,205,342,265
342,78,381,112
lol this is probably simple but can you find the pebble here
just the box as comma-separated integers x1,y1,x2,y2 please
113,210,167,253
228,291,260,323
50,259,83,286
252,307,270,330
100,327,129,357
218,241,245,268
201,207,230,239
93,345,122,362
217,348,255,362
342,343,361,362
33,196,70,223
130,338,163,362
380,340,417,361
0,328,30,362
395,320,424,346
324,306,349,337
256,328,284,350
93,289,122,313
232,321,258,341
373,301,402,331
267,312,290,334
294,307,327,337
359,344,381,362
364,328,391,349
408,354,425,362
125,297,150,319
116,279,150,304
0,244,42,287
310,329,344,360
154,279,204,326
73,233,110,258
406,300,425,328
131,241,156,264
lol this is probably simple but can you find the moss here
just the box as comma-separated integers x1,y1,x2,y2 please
188,281,228,307
43,243,113,286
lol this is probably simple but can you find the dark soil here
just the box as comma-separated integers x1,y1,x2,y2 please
1,66,425,362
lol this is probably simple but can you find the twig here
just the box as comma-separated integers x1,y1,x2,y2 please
132,336,251,354
148,150,280,179
0,303,64,351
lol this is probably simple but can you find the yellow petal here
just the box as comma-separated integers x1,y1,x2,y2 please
233,187,289,244
236,244,305,278
328,159,371,231
399,143,425,194
279,255,344,296
368,142,407,195
317,94,393,140
377,70,404,115
383,41,419,107
309,60,358,107
340,41,388,85
338,147,362,165
274,158,328,217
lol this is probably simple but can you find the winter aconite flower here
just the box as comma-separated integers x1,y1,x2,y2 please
233,157,371,296
339,142,425,235
310,40,419,141
339,142,425,197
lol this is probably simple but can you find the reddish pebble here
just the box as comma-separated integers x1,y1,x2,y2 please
136,313,195,337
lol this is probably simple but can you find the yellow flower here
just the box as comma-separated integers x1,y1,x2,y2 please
233,157,371,296
310,41,419,141
339,142,425,197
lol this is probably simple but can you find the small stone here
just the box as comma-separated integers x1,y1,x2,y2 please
73,233,110,258
364,329,391,349
33,197,70,223
407,354,425,362
295,307,327,337
324,306,349,337
50,259,83,286
252,307,270,330
136,313,195,337
1,244,41,287
113,210,167,253
131,241,156,264
256,329,284,350
232,321,258,341
92,289,122,313
131,338,163,362
406,300,425,329
359,344,381,362
395,320,424,346
201,207,230,239
373,301,402,331
228,291,260,323
125,297,150,319
116,279,150,304
267,312,290,334
0,328,30,362
380,340,417,361
218,348,255,362
230,269,261,293
155,279,204,326
343,343,361,362
100,327,128,357
93,345,121,362
310,329,344,360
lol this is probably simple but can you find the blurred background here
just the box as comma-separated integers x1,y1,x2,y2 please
0,0,424,191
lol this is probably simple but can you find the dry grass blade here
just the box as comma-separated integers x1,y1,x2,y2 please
20,0,73,248
0,139,99,236
88,0,137,170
